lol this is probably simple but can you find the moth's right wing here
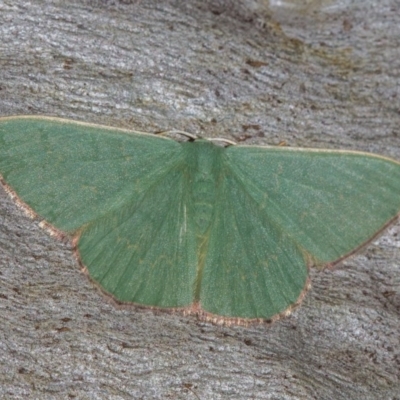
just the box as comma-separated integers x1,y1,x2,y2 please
198,144,400,322
224,145,400,264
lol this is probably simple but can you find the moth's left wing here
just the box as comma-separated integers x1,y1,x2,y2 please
0,116,182,232
0,116,199,309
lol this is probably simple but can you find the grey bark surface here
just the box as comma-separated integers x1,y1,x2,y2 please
1,0,400,399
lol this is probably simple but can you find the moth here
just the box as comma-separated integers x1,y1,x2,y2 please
1,116,400,325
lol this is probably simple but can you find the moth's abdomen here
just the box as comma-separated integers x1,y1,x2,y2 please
192,178,216,234
182,140,224,237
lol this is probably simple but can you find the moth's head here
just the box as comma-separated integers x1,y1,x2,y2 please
193,137,236,148
157,129,236,147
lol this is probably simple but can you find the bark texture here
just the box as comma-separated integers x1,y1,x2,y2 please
0,1,399,399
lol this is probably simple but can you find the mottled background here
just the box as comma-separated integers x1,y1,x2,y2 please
0,1,399,398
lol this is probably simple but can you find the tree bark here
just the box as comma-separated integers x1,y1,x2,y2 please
0,1,399,398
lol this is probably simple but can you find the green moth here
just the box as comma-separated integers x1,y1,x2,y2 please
1,116,400,325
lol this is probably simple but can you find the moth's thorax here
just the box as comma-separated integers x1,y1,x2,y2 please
183,140,224,235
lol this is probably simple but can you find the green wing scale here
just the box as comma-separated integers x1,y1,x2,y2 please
225,146,400,264
1,116,400,324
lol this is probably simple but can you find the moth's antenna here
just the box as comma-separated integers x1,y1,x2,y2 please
156,130,198,140
207,138,237,146
156,130,237,146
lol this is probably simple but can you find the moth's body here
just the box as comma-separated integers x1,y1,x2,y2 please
1,116,400,325
184,141,223,237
